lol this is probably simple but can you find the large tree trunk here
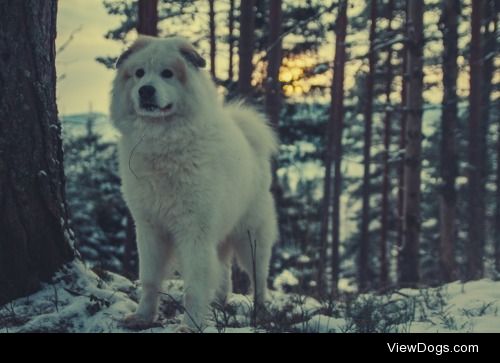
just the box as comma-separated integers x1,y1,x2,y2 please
400,0,424,286
359,0,377,292
208,0,217,79
466,0,485,281
137,0,158,36
265,0,283,200
238,0,256,97
0,0,74,305
330,0,348,297
380,0,394,290
438,0,460,283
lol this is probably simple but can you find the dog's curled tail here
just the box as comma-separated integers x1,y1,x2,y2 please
226,103,279,161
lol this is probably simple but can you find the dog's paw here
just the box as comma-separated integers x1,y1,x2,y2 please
120,313,160,330
174,324,197,333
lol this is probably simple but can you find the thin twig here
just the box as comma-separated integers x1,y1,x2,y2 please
57,25,83,54
157,291,204,333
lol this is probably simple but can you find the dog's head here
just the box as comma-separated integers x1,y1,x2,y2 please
111,36,208,125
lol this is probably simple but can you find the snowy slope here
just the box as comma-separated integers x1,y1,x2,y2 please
1,261,499,333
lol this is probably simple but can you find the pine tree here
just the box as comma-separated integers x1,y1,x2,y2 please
318,1,349,296
137,0,158,36
438,0,460,282
227,0,236,83
400,0,424,286
379,0,395,289
466,0,485,280
482,0,498,274
359,0,378,291
397,0,409,283
208,0,217,79
97,0,197,68
491,4,500,274
330,0,348,297
238,0,256,97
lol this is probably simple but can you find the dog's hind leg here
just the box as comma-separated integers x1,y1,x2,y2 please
234,202,277,305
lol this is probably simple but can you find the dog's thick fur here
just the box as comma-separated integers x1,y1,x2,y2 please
110,36,278,330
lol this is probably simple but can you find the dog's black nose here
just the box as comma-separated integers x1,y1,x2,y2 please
139,85,156,99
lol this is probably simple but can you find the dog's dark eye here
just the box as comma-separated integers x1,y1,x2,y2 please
161,69,173,79
135,69,145,78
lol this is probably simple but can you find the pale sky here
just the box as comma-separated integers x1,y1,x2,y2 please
57,0,123,115
54,0,348,115
55,0,490,116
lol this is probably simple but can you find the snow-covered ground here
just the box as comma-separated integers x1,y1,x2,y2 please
1,261,499,333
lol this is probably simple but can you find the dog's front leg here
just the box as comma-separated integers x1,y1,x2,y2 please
176,236,219,332
122,223,169,329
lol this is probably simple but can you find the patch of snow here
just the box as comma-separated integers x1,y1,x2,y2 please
0,261,137,333
338,278,356,293
297,255,311,264
1,262,499,333
273,270,299,292
295,315,346,333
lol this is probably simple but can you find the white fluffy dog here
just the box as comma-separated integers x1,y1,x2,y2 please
110,36,278,331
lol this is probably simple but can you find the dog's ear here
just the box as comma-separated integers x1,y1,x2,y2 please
116,36,155,69
179,43,206,69
115,48,133,69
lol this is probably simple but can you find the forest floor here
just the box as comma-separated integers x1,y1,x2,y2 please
1,260,499,333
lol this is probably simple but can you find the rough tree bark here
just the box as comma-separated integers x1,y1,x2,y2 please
359,0,377,292
238,0,256,97
208,0,217,79
0,0,74,305
137,0,158,36
379,0,394,289
400,0,424,286
438,0,460,283
466,0,485,281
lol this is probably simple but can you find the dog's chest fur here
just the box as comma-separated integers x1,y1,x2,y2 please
118,131,208,230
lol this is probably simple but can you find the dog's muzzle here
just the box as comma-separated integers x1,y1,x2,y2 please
138,85,173,112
